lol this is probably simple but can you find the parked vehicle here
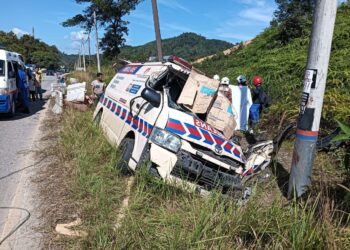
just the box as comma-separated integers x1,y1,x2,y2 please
0,49,21,116
93,58,274,194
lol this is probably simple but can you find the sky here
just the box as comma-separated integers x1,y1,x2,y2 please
0,0,344,55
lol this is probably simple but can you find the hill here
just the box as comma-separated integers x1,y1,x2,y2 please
0,31,61,69
119,32,233,62
195,3,350,127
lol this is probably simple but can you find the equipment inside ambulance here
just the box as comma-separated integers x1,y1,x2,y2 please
93,57,274,194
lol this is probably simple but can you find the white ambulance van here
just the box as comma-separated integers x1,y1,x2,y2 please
0,49,18,116
93,57,274,193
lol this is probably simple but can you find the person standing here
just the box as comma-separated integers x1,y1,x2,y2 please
34,68,43,100
249,75,270,130
26,68,36,101
229,75,252,131
17,65,30,113
91,72,106,103
218,77,232,102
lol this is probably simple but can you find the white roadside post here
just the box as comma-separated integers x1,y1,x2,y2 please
288,0,338,198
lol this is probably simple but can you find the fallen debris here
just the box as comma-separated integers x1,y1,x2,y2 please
55,218,88,237
66,82,86,102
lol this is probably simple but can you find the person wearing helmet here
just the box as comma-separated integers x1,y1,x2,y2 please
249,75,268,130
219,77,232,102
229,75,252,131
236,75,247,86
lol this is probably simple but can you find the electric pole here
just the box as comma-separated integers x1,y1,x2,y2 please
151,0,163,62
32,27,35,39
82,38,86,72
288,0,338,198
93,11,101,73
88,32,91,66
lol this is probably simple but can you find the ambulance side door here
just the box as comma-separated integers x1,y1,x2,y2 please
120,67,166,170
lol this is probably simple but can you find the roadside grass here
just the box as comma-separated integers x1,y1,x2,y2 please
56,108,349,249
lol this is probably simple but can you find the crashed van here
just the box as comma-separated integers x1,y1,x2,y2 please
93,56,274,193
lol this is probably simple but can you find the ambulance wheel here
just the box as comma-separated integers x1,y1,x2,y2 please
116,138,134,175
137,146,160,177
93,110,102,126
8,98,15,117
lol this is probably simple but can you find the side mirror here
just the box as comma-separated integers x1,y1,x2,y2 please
141,88,161,108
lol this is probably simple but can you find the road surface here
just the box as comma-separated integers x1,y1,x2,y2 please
0,76,55,249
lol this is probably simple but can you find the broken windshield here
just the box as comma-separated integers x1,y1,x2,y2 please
165,88,198,118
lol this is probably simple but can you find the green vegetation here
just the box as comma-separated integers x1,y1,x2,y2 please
54,107,349,249
272,0,315,44
119,32,233,62
195,2,350,126
0,31,61,69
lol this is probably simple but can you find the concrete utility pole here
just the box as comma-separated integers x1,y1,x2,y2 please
32,27,35,39
93,11,101,73
151,0,163,62
88,32,91,66
82,38,86,72
288,0,338,198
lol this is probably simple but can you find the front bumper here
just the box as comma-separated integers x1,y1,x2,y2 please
150,144,242,192
171,151,242,191
0,95,11,113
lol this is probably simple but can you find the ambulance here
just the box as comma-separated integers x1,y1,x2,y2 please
93,56,274,194
0,49,21,116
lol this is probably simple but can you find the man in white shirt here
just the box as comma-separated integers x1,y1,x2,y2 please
91,72,106,102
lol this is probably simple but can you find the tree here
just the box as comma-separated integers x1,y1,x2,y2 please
63,0,142,59
272,0,316,44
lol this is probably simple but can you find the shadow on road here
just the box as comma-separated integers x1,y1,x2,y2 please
0,98,48,121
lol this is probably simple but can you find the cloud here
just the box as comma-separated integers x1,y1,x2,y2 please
70,30,88,41
158,0,191,13
239,7,274,23
162,23,192,32
235,0,267,7
216,32,252,41
11,27,29,38
214,0,274,42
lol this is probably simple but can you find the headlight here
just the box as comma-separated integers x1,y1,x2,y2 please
150,127,182,153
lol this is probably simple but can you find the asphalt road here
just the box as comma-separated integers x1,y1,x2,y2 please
0,75,55,249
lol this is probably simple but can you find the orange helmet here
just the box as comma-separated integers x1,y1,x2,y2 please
252,76,263,86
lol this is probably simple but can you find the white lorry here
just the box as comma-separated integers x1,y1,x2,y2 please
93,57,274,194
0,49,23,116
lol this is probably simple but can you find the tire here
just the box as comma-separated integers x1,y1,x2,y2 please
136,145,160,177
8,98,15,117
93,111,102,126
116,138,134,175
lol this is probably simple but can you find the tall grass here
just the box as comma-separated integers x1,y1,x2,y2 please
57,108,349,249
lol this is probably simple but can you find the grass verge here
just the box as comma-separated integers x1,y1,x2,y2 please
47,107,349,249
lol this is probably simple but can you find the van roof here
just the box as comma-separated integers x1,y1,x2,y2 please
0,49,24,64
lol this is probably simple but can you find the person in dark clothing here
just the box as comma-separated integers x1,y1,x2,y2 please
17,65,30,113
249,75,265,129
